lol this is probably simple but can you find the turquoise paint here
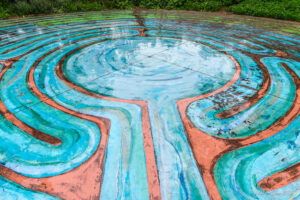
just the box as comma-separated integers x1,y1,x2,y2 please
0,11,299,200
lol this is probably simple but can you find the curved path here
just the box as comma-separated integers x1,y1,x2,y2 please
0,10,299,200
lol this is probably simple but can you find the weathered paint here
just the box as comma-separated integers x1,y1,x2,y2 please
0,10,299,200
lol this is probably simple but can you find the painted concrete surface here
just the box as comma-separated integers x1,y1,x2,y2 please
0,10,299,200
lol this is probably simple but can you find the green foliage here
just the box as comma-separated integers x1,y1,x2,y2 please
138,0,166,9
0,0,299,22
138,0,230,10
0,5,8,19
59,0,103,12
13,0,54,15
114,0,135,9
165,0,187,9
183,0,224,11
228,0,300,22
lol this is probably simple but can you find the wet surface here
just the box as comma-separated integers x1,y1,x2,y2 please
0,10,299,200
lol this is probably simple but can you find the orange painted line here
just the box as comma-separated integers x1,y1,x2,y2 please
216,50,300,118
56,43,161,200
0,20,128,48
258,162,300,191
0,59,111,199
151,32,298,120
2,25,138,54
0,61,61,146
0,117,110,200
4,30,135,62
2,24,297,199
134,11,147,37
1,33,160,199
216,59,271,119
177,58,299,200
22,52,111,199
177,52,241,200
240,63,299,146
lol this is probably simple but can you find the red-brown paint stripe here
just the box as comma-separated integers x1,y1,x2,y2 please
14,44,112,199
134,10,147,37
177,61,299,200
156,31,295,119
258,162,300,191
5,30,135,61
0,117,110,200
1,24,298,199
1,32,160,199
0,61,61,146
0,20,129,47
0,33,133,147
56,41,161,200
2,24,139,54
216,58,271,119
177,52,241,200
0,36,137,199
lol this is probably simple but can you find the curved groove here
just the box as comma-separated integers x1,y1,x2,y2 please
0,15,299,199
2,29,135,61
0,117,110,200
258,162,300,191
177,61,299,200
1,24,139,55
177,52,241,200
0,62,61,146
56,40,161,200
240,62,299,146
16,43,111,200
154,30,294,121
0,20,130,48
1,31,161,199
0,36,119,200
216,58,271,119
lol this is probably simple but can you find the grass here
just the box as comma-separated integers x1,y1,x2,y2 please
0,0,299,22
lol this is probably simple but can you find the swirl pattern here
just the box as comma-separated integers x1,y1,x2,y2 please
0,10,299,200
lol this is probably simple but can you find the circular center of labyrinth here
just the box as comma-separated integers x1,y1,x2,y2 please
63,37,236,100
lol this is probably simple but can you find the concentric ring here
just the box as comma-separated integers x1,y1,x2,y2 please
0,10,299,200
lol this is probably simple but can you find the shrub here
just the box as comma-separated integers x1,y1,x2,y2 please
138,0,167,9
60,1,103,12
184,0,224,11
228,0,300,22
0,6,8,19
11,0,55,16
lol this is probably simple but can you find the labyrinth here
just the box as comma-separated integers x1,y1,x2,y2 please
0,10,299,200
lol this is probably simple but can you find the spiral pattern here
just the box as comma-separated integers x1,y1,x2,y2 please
0,10,299,200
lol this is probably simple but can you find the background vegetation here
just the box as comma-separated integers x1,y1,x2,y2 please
0,0,299,22
228,0,300,22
